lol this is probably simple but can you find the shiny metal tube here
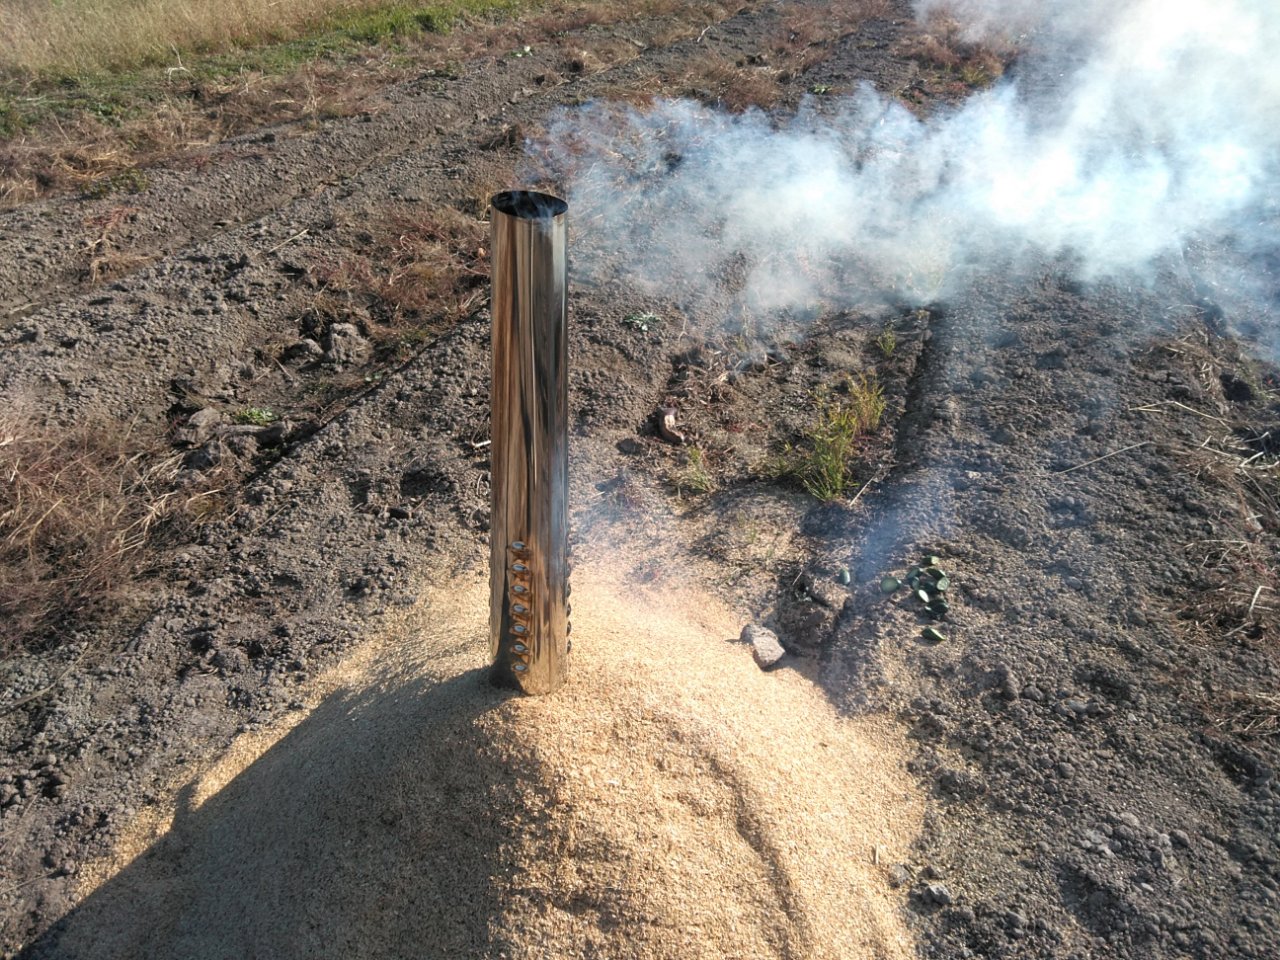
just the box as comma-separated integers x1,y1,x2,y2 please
489,190,570,695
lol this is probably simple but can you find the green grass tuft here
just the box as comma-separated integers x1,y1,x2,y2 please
677,446,715,495
773,375,885,502
232,406,278,426
875,326,897,357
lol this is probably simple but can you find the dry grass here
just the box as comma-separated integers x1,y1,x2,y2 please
677,54,783,112
1211,690,1280,739
616,0,885,113
313,204,489,334
0,0,742,210
0,58,387,208
773,0,890,76
0,0,532,76
0,414,217,654
896,7,1014,89
82,204,157,282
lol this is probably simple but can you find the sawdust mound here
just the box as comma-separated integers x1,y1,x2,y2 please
55,570,919,960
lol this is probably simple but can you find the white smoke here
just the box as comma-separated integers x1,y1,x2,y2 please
529,0,1280,324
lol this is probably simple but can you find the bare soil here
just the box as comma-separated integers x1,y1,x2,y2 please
2,2,1278,959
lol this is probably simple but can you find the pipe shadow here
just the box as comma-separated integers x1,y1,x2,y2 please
21,663,541,960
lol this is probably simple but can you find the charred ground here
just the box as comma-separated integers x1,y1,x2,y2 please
1,2,1278,958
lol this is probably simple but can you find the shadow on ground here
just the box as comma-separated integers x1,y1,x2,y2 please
22,660,537,960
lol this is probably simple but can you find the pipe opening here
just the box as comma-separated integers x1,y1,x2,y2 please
491,190,567,221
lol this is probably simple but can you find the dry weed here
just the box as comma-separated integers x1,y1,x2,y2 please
1,1,741,210
0,415,214,654
313,205,489,334
896,7,1014,89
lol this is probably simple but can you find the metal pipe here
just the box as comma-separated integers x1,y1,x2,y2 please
489,190,570,695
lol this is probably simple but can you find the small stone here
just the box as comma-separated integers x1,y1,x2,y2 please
1169,829,1191,848
324,323,372,367
924,883,953,906
175,407,223,445
284,338,324,362
887,864,911,888
741,624,785,670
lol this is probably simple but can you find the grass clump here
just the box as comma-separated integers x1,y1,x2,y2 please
875,326,897,357
0,415,211,654
676,446,715,495
312,205,488,333
896,8,1015,92
232,406,278,426
773,375,885,501
623,311,661,332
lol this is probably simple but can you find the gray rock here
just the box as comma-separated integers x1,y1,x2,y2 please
325,323,372,366
888,864,912,888
740,624,785,670
175,407,223,445
225,434,259,459
924,883,953,906
285,338,324,362
184,438,231,472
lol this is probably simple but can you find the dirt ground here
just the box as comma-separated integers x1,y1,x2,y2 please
2,1,1278,958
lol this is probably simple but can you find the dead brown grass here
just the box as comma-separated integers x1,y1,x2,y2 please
677,54,783,112
0,59,380,209
0,415,217,655
313,204,489,335
610,0,886,113
1211,690,1280,739
82,204,158,282
0,0,530,76
896,7,1014,89
774,0,891,76
0,1,743,211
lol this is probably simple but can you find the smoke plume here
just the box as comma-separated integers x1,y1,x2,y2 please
529,0,1279,325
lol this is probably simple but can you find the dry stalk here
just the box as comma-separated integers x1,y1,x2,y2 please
0,414,210,655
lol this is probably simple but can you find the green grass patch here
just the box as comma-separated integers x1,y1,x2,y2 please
232,406,279,426
676,446,715,495
772,375,885,502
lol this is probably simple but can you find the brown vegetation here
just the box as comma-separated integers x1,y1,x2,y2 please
0,415,215,655
0,1,736,210
896,7,1014,90
0,0,531,76
311,205,490,336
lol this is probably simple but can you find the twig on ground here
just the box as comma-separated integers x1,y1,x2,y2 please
1055,441,1152,474
1131,399,1230,425
0,645,92,717
267,229,309,255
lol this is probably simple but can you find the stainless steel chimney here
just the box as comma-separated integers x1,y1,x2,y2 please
489,190,570,695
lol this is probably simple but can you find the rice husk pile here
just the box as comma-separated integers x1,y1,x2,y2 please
63,566,921,960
